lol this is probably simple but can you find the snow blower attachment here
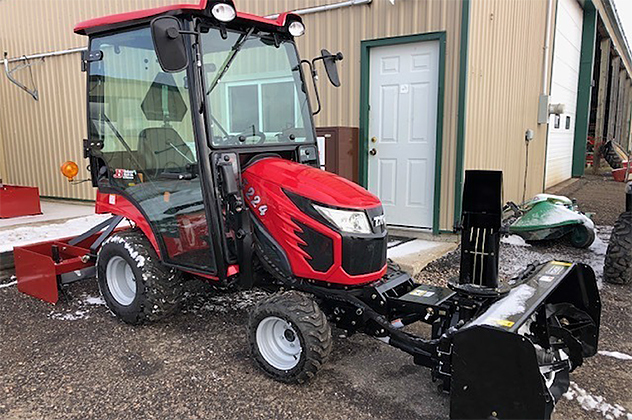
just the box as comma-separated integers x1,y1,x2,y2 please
370,171,601,419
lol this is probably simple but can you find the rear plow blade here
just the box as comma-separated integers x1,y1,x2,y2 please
449,262,600,420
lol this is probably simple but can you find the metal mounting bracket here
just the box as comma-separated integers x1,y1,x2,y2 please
3,52,40,100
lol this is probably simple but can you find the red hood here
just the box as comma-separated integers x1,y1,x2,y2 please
243,157,381,210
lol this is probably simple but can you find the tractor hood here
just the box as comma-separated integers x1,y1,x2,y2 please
243,157,381,210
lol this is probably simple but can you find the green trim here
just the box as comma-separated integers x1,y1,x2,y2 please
454,0,470,228
572,3,597,177
359,32,447,235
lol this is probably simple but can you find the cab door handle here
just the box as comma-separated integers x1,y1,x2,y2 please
369,148,377,156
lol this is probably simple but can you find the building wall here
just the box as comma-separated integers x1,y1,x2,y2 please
464,0,555,203
0,0,464,230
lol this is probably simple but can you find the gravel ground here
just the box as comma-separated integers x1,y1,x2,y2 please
0,175,630,420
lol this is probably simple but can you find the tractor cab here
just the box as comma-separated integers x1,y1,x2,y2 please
76,0,344,282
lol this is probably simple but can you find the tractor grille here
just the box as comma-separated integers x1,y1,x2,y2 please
294,220,334,273
342,235,387,276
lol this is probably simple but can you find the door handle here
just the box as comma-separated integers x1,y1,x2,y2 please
369,148,377,156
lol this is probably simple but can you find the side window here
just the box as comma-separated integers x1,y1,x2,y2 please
88,27,216,273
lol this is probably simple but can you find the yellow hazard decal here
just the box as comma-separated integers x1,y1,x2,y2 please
492,319,515,328
551,261,572,267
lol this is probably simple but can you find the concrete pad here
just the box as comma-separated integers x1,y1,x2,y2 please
387,239,457,276
0,199,94,230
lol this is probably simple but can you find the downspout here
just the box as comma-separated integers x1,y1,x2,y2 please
537,0,554,124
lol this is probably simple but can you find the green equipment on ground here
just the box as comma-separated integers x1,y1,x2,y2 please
503,194,595,248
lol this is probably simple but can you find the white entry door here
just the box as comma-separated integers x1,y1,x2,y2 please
545,0,583,188
367,40,440,228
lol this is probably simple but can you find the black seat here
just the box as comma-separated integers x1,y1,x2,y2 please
138,127,194,178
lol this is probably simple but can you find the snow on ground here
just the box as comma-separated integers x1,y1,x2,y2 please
598,351,632,361
47,293,106,321
182,288,270,315
387,239,444,259
0,280,17,289
0,200,94,229
563,382,632,420
499,225,611,287
501,235,531,247
0,214,112,253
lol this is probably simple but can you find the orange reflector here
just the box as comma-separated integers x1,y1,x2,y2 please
60,161,79,181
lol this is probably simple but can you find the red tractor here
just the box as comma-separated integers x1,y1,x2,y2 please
13,2,601,419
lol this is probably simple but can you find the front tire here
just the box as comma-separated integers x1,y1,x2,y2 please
97,230,183,325
604,212,632,285
248,291,332,384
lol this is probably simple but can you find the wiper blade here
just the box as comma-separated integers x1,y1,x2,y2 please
206,27,255,95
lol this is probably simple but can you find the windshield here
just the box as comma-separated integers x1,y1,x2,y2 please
200,28,315,147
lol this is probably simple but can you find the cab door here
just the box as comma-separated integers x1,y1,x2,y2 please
87,26,219,274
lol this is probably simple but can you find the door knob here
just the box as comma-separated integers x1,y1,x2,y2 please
369,148,377,156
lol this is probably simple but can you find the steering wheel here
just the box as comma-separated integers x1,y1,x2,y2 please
231,128,266,145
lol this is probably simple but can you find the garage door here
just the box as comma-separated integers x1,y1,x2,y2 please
367,40,440,228
545,0,583,188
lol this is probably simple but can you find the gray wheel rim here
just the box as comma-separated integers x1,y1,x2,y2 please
106,256,137,306
256,316,302,370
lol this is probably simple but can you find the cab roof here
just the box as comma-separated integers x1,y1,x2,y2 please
74,0,297,35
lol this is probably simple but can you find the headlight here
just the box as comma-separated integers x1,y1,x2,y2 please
211,3,236,22
313,204,371,234
288,21,305,37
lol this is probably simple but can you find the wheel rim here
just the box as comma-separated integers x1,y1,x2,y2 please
256,316,302,370
105,256,137,306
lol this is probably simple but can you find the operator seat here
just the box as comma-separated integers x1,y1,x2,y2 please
139,71,193,179
138,127,194,178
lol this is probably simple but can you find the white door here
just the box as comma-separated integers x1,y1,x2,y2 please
545,0,583,188
367,40,440,228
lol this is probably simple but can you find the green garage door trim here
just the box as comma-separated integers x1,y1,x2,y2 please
359,32,447,235
572,1,597,177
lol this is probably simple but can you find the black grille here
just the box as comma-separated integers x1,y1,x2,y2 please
294,220,334,273
342,235,387,275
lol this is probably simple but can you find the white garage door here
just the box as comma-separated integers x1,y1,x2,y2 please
545,0,583,188
367,40,440,228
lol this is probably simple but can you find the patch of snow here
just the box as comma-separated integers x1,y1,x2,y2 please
0,280,17,289
49,309,90,321
470,284,536,326
387,239,442,259
102,235,146,268
501,235,531,247
598,351,632,361
82,294,106,306
0,214,112,253
563,381,630,419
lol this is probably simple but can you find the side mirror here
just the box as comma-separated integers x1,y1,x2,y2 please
320,49,343,87
151,16,188,73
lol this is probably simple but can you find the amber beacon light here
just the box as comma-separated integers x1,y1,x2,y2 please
60,161,79,181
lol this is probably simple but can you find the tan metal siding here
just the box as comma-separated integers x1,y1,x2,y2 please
465,0,554,203
0,0,461,230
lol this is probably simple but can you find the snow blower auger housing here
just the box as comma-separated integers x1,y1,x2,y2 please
13,2,601,418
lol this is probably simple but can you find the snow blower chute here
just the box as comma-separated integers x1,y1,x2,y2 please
13,3,600,417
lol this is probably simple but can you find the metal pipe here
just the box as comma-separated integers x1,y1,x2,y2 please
5,46,86,64
266,0,372,19
541,0,554,95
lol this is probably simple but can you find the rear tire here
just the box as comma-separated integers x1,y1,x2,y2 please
569,225,595,248
604,212,632,285
97,229,183,325
248,291,332,384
